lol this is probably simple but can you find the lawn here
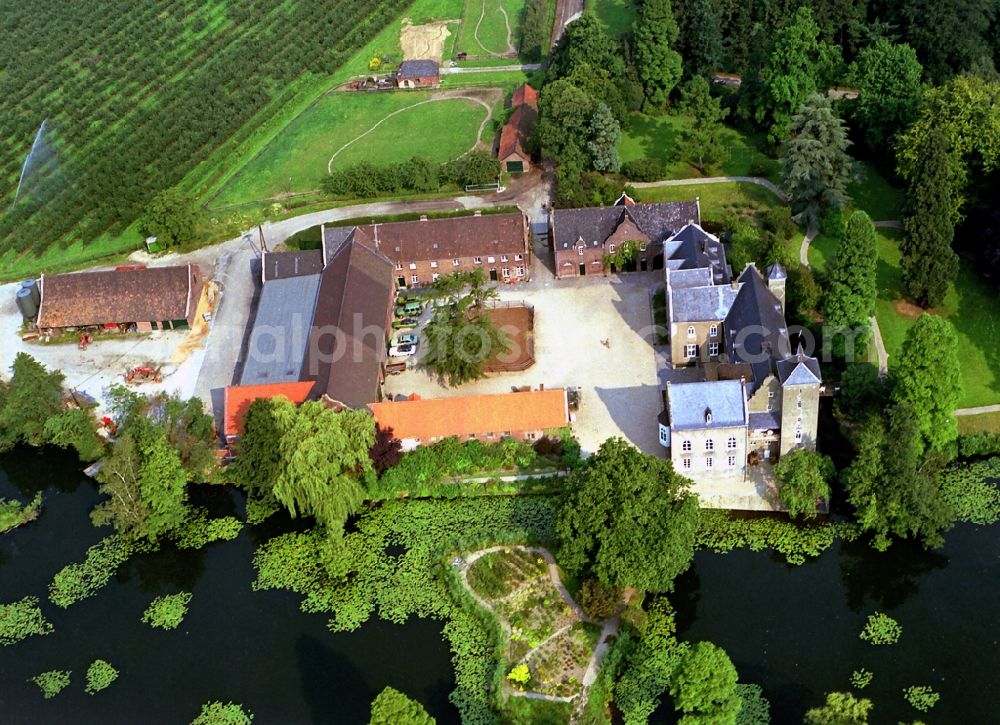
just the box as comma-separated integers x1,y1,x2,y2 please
631,181,787,223
848,161,904,221
958,411,1000,434
455,0,527,56
587,0,636,37
811,228,1000,409
502,696,573,725
211,92,493,207
618,113,780,183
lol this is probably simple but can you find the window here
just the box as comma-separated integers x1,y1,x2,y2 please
526,432,536,440
682,458,691,470
409,262,417,270
432,273,440,281
501,255,509,262
430,260,438,268
727,436,737,450
705,457,714,469
468,434,477,440
728,455,736,467
503,431,512,437
682,440,692,452
474,256,482,264
795,430,803,443
797,399,803,409
486,432,494,439
502,268,510,278
411,275,419,284
515,266,525,276
488,256,495,263
609,243,616,253
639,242,647,251
578,245,584,256
394,262,403,271
768,391,775,398
453,258,460,266
659,427,669,444
514,254,523,261
710,325,718,337
705,439,715,451
685,344,697,358
709,342,720,356
687,326,696,337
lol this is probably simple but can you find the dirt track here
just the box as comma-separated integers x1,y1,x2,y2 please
550,0,584,49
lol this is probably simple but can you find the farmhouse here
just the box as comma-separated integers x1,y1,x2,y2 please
321,211,530,289
370,389,570,451
395,59,440,88
36,264,203,333
549,195,702,277
498,84,538,173
659,261,822,488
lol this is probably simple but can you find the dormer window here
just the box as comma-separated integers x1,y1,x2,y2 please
578,245,584,256
609,243,616,253
710,325,718,337
705,408,713,424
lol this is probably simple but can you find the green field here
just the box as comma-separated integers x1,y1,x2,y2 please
632,181,786,222
456,0,528,56
211,92,494,208
618,114,781,182
587,0,636,37
848,162,904,221
810,228,1000,408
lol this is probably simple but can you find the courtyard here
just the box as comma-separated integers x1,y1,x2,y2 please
384,272,666,456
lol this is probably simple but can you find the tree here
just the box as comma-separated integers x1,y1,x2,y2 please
780,94,853,228
854,40,923,149
823,210,878,357
225,396,294,497
537,79,598,163
456,149,500,187
678,77,730,173
756,7,838,143
44,408,103,462
674,0,723,79
898,0,996,83
669,641,741,724
369,686,435,725
633,0,683,110
401,156,438,192
548,12,624,85
92,421,189,542
586,102,622,172
774,448,834,519
890,313,963,456
843,403,955,550
0,353,65,451
900,130,960,307
804,691,873,725
139,188,199,248
556,438,700,591
421,269,511,387
369,424,403,476
520,0,549,62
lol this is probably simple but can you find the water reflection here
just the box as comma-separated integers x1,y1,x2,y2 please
839,536,948,612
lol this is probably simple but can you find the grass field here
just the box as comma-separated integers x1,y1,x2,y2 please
456,0,527,56
848,162,904,221
958,412,1000,434
810,228,1000,408
618,114,781,183
211,92,493,208
587,0,636,37
632,181,786,223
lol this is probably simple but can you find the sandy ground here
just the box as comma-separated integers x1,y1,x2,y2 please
400,20,457,63
385,272,666,456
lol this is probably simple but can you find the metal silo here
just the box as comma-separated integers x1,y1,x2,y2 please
21,279,40,306
16,287,38,321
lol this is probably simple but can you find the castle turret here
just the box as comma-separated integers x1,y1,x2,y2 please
766,262,786,315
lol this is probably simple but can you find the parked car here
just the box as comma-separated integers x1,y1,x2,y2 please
395,300,423,316
392,317,419,329
389,343,417,357
395,333,418,346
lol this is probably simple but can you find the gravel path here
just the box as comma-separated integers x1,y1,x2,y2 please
631,175,789,202
869,315,889,377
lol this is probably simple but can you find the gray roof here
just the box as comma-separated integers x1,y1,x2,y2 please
664,224,731,283
725,264,792,393
552,201,700,250
667,380,747,431
670,282,741,323
748,411,782,430
777,346,822,386
667,267,713,289
262,250,324,282
398,59,440,78
240,274,321,386
766,262,787,280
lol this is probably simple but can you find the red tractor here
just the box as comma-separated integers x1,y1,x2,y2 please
125,366,162,385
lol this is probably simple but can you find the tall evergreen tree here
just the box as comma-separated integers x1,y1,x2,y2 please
823,210,878,357
633,0,683,110
780,94,853,228
854,39,923,149
898,0,996,83
890,312,963,456
677,76,730,172
756,7,838,143
673,0,723,79
586,102,622,172
900,130,960,307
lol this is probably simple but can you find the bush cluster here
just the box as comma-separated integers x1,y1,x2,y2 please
321,150,501,199
958,432,1000,458
621,158,667,182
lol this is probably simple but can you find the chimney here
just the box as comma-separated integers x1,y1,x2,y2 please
420,214,428,221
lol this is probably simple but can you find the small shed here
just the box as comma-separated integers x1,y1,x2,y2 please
396,59,440,89
498,84,539,173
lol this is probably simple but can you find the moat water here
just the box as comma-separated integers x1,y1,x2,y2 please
2,447,999,723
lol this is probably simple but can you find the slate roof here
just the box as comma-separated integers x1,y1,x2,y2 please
766,262,787,281
667,380,747,431
777,345,822,386
262,250,324,282
669,282,741,323
397,60,440,78
725,264,791,393
666,267,714,289
664,223,731,283
303,237,394,408
37,265,198,328
748,411,782,430
240,274,321,386
499,84,538,161
371,389,569,441
322,213,526,265
551,201,700,250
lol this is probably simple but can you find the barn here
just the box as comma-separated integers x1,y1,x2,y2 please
498,84,538,173
395,59,440,88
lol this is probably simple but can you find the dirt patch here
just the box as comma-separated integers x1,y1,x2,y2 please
172,281,218,365
894,298,929,319
485,305,534,372
400,20,457,63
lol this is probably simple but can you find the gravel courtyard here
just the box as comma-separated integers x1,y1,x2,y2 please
384,272,666,456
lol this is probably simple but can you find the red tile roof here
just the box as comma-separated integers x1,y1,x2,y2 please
370,389,568,441
499,84,538,161
223,381,315,438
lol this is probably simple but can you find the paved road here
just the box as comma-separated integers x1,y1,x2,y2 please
869,315,889,377
441,63,542,74
799,222,818,266
955,404,1000,416
550,0,584,48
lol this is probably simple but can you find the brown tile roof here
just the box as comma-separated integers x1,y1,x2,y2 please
322,213,526,265
37,265,198,329
223,381,315,438
303,237,394,408
370,389,569,441
499,84,539,161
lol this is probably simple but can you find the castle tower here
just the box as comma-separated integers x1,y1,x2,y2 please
777,344,821,455
766,262,787,315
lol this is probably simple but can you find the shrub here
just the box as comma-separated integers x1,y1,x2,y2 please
0,596,54,645
533,436,554,456
697,509,858,564
850,668,873,689
191,701,254,724
621,158,667,182
859,612,902,645
903,685,939,712
577,578,622,620
958,433,1000,458
761,206,797,241
142,592,193,630
31,670,71,699
85,659,119,694
507,663,531,686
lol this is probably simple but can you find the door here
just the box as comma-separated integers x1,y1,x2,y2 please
489,269,498,281
397,277,406,288
506,160,524,173
579,263,586,276
640,259,648,271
